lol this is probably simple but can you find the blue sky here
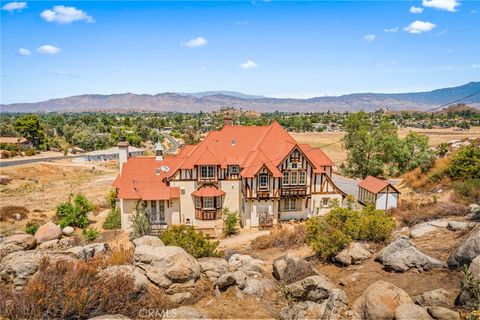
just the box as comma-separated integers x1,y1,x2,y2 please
1,0,479,104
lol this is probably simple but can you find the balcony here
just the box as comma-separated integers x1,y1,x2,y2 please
281,187,307,197
195,208,222,220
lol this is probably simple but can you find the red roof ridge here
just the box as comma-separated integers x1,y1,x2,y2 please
358,176,392,194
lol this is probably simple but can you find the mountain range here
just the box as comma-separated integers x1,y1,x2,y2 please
1,82,479,113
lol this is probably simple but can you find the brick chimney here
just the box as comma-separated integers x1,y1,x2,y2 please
117,137,129,174
223,116,233,126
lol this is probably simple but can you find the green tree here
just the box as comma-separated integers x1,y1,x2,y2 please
448,144,480,179
14,114,46,148
160,225,220,258
56,194,93,228
223,208,239,236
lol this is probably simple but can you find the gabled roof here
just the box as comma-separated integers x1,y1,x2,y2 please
358,176,400,194
113,157,181,200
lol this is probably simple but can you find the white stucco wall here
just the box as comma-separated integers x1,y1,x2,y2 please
170,180,197,224
376,193,398,210
311,194,343,216
220,180,241,214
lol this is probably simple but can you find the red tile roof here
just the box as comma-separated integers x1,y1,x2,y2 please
358,176,394,194
114,122,337,200
191,185,226,197
113,157,181,200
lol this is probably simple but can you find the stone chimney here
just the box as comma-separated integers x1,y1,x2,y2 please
223,116,233,126
117,137,129,174
155,141,164,161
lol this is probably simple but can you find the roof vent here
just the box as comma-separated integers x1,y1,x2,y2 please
231,139,236,146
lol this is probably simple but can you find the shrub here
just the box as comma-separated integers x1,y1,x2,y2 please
25,148,36,156
306,216,351,260
305,205,395,260
25,222,39,235
392,200,466,227
461,265,480,311
252,224,306,250
130,209,150,239
105,189,118,209
160,225,220,258
453,179,480,204
56,194,93,228
82,226,100,243
448,144,480,180
223,209,239,237
107,244,134,266
103,207,121,230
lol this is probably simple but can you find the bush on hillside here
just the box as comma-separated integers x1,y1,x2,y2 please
103,207,121,230
305,204,395,260
82,226,100,243
25,222,39,235
453,179,480,204
160,225,220,258
252,224,306,250
223,208,239,237
448,144,480,180
56,194,93,228
392,200,466,227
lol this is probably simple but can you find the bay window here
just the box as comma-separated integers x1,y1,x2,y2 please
203,197,214,209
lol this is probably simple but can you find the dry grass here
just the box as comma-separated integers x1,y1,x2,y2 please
107,244,134,266
0,205,29,222
402,157,452,190
391,200,467,227
252,224,306,250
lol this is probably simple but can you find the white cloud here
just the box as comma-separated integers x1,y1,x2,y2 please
403,20,436,34
18,48,31,56
1,2,27,12
239,60,258,70
410,6,424,14
378,61,398,67
422,0,460,12
472,64,480,69
182,37,207,48
40,5,94,24
37,45,61,55
364,34,376,42
384,27,399,33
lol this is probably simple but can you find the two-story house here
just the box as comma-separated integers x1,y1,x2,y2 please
113,120,346,232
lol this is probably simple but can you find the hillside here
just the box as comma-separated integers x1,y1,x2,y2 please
1,82,479,113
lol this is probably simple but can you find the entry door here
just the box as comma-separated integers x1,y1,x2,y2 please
257,205,273,228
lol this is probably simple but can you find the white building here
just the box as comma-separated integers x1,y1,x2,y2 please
113,121,346,235
358,176,400,210
82,146,144,162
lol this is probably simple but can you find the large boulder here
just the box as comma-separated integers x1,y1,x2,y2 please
65,243,109,260
132,236,164,248
98,265,150,292
88,315,131,320
466,204,480,220
410,220,447,238
376,236,444,272
394,304,432,320
447,221,474,231
285,275,336,303
427,306,460,320
62,226,75,236
243,278,264,298
213,273,236,290
455,255,480,308
163,306,208,319
0,250,44,290
447,225,480,268
134,245,200,291
414,289,450,307
273,254,316,282
34,222,62,244
228,253,264,276
37,238,75,251
334,242,371,266
0,233,36,260
352,280,413,320
198,257,228,282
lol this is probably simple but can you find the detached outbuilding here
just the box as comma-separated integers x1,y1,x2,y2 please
358,176,400,210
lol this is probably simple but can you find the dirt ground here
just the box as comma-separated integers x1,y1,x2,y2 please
0,160,117,235
229,216,473,312
291,126,480,165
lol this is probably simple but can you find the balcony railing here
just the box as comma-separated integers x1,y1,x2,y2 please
195,208,222,220
281,187,307,197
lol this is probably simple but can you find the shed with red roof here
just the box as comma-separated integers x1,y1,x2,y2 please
358,176,400,210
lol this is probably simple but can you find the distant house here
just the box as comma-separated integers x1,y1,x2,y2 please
0,137,30,148
82,146,144,162
358,176,400,210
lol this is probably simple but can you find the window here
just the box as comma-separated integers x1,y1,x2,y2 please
200,165,215,180
284,198,296,211
291,162,298,169
282,171,290,185
322,198,330,207
203,197,214,209
195,196,201,208
228,165,240,175
299,171,306,185
150,200,165,223
291,172,298,185
259,174,268,189
291,150,300,160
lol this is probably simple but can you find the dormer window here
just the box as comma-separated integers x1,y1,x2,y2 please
228,165,240,175
259,174,269,189
200,165,215,180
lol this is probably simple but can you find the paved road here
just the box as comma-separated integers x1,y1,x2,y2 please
163,133,181,154
332,174,401,197
0,155,84,168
